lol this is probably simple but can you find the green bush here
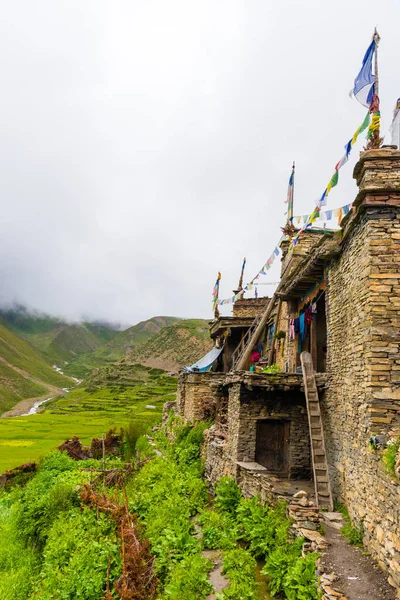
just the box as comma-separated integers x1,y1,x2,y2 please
126,419,209,584
236,497,291,557
135,434,157,458
283,552,320,600
15,454,82,550
160,554,212,600
340,520,364,546
198,510,236,550
214,477,242,517
216,548,258,600
383,437,400,476
262,538,303,596
123,420,148,458
0,493,40,600
30,509,121,600
335,504,364,547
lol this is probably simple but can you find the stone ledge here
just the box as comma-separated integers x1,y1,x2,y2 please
236,461,267,472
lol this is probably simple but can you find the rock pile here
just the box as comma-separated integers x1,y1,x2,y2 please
288,490,328,552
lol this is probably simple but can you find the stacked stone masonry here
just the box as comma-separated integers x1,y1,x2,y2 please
174,148,400,594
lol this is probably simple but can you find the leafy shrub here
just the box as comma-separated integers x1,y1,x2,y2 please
135,434,157,458
0,493,40,600
283,552,320,600
262,537,303,596
198,510,236,550
31,508,121,599
126,420,209,584
124,420,148,459
216,548,258,600
214,477,242,517
160,554,212,600
236,497,291,557
335,504,364,547
383,436,400,476
15,455,83,550
341,520,364,546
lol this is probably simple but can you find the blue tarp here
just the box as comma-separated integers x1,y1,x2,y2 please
183,345,224,373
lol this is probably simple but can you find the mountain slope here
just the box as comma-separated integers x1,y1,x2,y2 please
0,306,120,364
127,319,212,371
0,324,74,413
0,361,48,414
63,316,180,378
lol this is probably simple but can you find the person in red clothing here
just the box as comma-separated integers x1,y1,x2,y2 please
251,348,261,364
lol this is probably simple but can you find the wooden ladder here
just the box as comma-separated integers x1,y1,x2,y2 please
231,293,280,371
300,351,333,510
231,313,262,369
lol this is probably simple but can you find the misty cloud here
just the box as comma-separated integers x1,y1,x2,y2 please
1,1,400,323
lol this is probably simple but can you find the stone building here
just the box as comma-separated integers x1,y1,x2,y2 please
171,147,400,592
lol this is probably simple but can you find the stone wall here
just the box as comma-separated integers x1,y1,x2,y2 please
216,382,311,480
322,148,400,592
176,372,225,422
232,297,270,318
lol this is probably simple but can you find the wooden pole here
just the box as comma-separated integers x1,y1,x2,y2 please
373,28,380,99
366,27,383,150
236,291,281,370
290,161,295,224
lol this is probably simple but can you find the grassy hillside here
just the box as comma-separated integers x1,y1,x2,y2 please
0,364,176,472
128,318,212,371
0,324,71,389
0,306,120,364
63,316,180,378
0,362,48,414
0,305,62,336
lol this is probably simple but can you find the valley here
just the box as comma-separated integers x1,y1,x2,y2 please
0,306,211,472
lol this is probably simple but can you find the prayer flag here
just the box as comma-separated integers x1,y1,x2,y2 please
237,257,246,290
390,98,400,148
285,163,295,222
351,40,375,108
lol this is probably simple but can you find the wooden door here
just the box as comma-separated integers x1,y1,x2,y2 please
255,420,289,474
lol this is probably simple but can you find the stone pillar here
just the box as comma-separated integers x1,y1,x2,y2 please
350,147,400,433
323,147,400,591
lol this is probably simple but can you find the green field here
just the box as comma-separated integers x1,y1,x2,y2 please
0,365,177,473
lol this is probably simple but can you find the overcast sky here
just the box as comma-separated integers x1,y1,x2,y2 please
1,1,399,324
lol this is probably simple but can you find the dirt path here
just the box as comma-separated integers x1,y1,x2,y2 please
321,520,397,600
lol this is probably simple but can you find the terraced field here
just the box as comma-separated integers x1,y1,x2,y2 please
0,364,177,472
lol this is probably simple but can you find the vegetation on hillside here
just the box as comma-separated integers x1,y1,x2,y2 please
0,364,176,472
0,325,70,388
128,319,212,371
0,362,47,414
0,417,320,599
0,309,182,415
63,316,180,378
0,324,73,414
0,307,121,364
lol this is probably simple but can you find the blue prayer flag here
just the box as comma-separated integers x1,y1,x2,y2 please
352,40,375,108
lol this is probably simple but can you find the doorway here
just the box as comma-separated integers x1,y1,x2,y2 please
255,420,289,475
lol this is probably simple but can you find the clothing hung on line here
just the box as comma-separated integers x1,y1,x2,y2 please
289,318,295,340
294,318,300,334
